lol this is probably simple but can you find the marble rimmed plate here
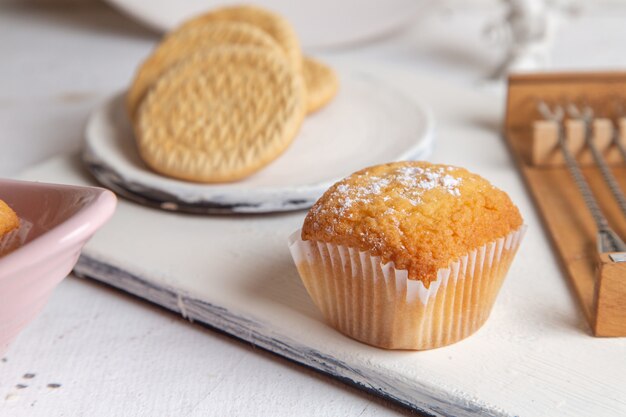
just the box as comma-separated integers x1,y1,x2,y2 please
83,72,434,214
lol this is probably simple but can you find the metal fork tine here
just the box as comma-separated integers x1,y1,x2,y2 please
538,101,626,254
567,103,626,219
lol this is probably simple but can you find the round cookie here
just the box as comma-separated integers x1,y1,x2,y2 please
0,199,19,237
127,21,281,119
302,57,339,113
176,5,302,72
135,46,306,183
302,161,523,284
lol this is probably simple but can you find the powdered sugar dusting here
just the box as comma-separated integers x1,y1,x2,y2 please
308,164,464,233
336,165,462,210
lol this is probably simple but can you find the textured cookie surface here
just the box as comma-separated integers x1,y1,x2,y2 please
302,161,523,284
302,57,339,113
127,21,280,119
177,5,302,72
136,47,305,183
0,200,19,237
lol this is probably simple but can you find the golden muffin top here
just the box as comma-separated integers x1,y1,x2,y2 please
0,199,19,237
301,161,523,285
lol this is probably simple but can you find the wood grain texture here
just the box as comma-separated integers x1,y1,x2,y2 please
505,72,626,131
531,120,560,166
531,119,618,166
505,72,626,336
0,277,412,417
595,253,626,336
72,255,462,416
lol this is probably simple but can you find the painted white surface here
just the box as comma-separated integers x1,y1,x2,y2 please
84,76,433,213
0,277,411,417
2,3,626,416
15,65,626,417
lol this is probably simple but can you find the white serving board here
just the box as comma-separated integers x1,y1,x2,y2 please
19,69,626,416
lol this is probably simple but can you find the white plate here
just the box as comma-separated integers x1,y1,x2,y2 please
105,0,430,48
83,72,434,214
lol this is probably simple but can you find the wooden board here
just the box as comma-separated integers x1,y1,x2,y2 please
505,72,626,130
17,69,626,416
504,72,626,336
20,153,626,417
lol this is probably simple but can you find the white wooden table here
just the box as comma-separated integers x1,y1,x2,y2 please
2,3,626,416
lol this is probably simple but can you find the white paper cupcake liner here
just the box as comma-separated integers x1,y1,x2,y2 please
288,226,526,350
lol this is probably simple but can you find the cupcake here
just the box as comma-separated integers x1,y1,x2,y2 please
288,161,525,350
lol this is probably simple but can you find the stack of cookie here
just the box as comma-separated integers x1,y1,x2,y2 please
127,5,339,183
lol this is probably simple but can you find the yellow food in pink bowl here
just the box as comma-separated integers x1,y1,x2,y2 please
0,179,116,355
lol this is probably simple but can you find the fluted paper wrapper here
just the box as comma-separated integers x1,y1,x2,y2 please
288,226,526,350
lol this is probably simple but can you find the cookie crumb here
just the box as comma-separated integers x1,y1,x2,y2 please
4,393,19,402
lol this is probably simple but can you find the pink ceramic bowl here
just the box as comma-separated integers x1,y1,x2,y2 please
0,179,116,355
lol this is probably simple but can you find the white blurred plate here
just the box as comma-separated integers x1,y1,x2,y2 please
105,0,430,48
83,72,434,214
